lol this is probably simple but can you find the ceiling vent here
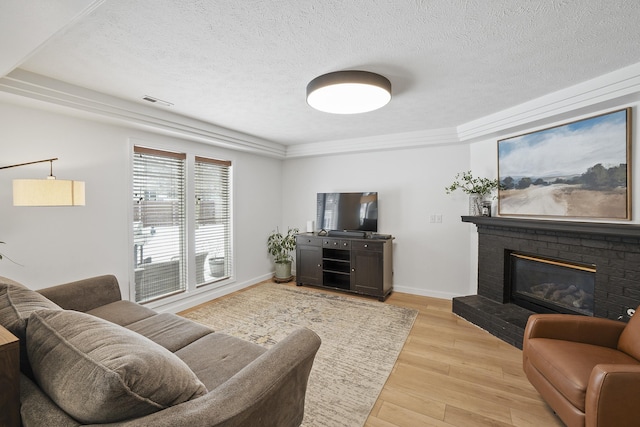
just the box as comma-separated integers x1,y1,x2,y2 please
142,95,173,107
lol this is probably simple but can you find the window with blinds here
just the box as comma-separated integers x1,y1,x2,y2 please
133,147,186,303
195,156,232,284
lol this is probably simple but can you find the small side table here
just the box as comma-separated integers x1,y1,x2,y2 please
0,325,20,427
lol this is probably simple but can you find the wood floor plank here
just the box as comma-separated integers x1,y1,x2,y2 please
376,385,447,420
385,365,515,424
403,338,506,374
395,349,451,375
363,415,401,427
444,405,515,427
447,363,542,401
510,406,565,427
375,401,451,427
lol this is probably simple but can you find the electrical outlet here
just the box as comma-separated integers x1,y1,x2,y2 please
435,214,442,223
429,215,436,223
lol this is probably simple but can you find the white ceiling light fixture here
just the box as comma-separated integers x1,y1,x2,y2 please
306,70,392,114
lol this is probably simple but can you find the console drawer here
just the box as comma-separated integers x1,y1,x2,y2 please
296,235,321,246
323,239,351,249
352,241,383,252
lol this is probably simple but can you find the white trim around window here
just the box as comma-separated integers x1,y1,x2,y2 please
128,138,235,307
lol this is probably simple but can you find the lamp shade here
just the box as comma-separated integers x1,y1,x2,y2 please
306,70,391,114
13,178,85,206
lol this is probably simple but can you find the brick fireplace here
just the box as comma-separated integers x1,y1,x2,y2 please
452,216,640,349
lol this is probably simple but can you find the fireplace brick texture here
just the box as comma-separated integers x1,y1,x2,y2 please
454,217,640,348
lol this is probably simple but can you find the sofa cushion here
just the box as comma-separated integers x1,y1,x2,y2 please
0,277,61,377
0,277,61,340
175,332,267,391
527,338,639,411
618,306,640,359
126,312,213,352
27,309,208,424
86,299,157,326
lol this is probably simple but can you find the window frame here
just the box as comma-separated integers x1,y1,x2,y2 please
129,140,235,306
194,156,233,287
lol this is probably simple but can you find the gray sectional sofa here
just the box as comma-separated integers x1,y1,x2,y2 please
0,275,321,426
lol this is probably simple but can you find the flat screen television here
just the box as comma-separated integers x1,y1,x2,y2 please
316,192,378,232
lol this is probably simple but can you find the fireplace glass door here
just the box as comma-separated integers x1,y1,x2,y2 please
510,253,595,316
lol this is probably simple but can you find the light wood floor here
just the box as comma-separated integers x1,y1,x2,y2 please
360,290,565,427
188,281,564,426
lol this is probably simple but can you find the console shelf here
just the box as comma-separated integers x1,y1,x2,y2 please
295,233,393,301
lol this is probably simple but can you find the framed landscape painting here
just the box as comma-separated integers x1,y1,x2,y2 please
498,108,631,219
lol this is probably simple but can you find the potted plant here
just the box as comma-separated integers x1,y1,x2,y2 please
267,227,299,280
445,170,501,215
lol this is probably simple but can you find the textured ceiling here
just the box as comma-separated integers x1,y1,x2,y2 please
14,0,640,145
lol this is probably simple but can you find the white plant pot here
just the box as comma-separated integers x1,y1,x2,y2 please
209,257,225,277
274,261,292,279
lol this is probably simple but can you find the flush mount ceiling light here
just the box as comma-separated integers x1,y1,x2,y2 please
0,158,85,206
306,70,392,114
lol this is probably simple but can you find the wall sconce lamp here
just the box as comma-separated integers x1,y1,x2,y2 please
0,158,85,206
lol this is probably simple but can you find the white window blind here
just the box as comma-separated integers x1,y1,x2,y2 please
195,156,232,284
133,146,186,302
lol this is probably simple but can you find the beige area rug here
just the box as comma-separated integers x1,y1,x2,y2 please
182,282,418,427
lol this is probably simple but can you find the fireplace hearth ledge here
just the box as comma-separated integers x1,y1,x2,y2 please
453,295,535,349
455,216,640,349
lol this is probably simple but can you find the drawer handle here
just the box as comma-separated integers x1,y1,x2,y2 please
351,268,355,272
364,244,368,248
343,242,348,246
333,242,337,246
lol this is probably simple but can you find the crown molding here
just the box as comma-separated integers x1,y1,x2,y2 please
2,61,640,159
285,127,461,158
0,69,287,158
457,62,640,143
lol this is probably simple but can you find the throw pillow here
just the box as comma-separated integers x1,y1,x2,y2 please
0,277,61,340
27,309,208,424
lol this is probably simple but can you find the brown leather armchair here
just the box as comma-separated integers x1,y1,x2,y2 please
523,311,640,427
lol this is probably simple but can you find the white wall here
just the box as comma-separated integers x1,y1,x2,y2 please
282,144,475,299
0,99,282,310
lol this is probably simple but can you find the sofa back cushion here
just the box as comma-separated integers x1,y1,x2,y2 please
0,277,62,377
618,306,640,360
0,277,61,340
27,309,208,424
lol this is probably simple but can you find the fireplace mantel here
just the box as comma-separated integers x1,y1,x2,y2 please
461,216,640,238
453,215,640,349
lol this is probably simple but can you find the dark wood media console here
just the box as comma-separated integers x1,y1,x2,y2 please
295,233,393,301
